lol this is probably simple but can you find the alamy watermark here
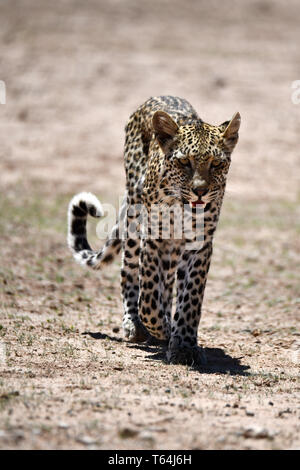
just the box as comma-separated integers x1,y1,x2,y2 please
0,80,6,104
0,341,6,365
290,346,299,365
95,198,205,250
291,80,300,104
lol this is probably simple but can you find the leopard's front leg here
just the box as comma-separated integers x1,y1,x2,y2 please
138,238,181,343
121,237,150,343
167,242,213,365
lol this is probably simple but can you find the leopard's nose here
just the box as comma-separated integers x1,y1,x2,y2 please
192,179,209,197
192,188,208,198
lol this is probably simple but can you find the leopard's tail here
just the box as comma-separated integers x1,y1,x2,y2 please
67,192,122,269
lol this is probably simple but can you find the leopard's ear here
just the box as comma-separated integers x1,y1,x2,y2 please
222,112,241,151
152,111,179,151
224,112,241,138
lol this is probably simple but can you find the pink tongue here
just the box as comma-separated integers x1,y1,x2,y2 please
192,199,204,207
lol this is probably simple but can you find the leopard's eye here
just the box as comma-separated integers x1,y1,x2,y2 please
211,160,223,168
178,157,191,168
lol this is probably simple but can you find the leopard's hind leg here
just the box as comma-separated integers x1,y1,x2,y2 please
121,237,149,343
120,192,150,343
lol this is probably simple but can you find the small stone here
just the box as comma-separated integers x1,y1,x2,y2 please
58,422,69,429
251,329,262,337
239,425,274,440
140,431,155,443
118,427,139,439
77,435,98,445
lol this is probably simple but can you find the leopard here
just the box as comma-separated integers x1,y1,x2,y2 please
67,96,241,365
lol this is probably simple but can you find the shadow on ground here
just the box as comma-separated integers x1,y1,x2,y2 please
84,330,250,376
82,330,123,342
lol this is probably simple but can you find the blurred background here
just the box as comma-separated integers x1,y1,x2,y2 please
0,0,299,450
1,0,300,199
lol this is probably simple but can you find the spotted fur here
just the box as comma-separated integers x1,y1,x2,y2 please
68,96,241,365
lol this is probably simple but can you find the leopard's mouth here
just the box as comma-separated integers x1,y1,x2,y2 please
191,199,205,207
181,196,206,207
181,189,210,207
189,189,209,207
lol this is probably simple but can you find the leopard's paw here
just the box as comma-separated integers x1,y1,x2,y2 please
123,318,149,343
166,345,207,366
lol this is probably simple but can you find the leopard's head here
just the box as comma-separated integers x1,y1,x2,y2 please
152,110,241,207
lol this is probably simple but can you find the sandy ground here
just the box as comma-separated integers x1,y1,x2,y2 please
0,0,299,450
